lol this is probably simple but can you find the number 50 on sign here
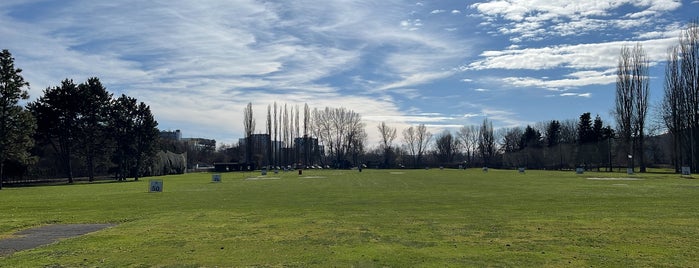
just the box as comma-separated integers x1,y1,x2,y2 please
149,179,163,192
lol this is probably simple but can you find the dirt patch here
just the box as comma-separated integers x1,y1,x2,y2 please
586,177,643,181
301,176,327,179
389,172,405,175
0,224,116,256
245,177,281,180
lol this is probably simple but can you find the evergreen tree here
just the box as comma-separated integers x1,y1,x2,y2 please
29,79,81,183
76,78,113,181
0,50,35,189
545,120,561,147
110,95,159,181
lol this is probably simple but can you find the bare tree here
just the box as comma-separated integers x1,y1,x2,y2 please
434,130,459,166
457,125,478,167
294,104,300,164
312,107,365,168
662,20,699,172
273,102,278,166
632,44,650,172
499,127,523,153
243,102,255,165
303,103,311,165
402,126,418,168
283,104,289,165
266,104,272,167
616,46,634,171
401,124,432,168
377,121,397,168
615,44,649,172
478,118,496,167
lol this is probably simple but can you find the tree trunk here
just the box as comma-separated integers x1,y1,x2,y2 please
639,135,646,172
66,152,74,184
87,153,95,182
0,160,4,190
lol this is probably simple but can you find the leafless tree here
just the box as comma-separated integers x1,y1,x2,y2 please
662,20,699,172
434,130,459,165
273,102,278,166
499,127,523,153
243,102,255,165
402,124,432,168
312,107,365,168
402,126,417,167
632,44,650,172
615,44,649,172
457,125,478,167
377,121,397,168
478,118,496,167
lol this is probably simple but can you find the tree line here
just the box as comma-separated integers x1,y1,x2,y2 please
0,49,160,188
239,21,699,172
242,102,365,169
662,20,699,173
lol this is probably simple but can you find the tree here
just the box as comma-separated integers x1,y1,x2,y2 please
266,104,272,167
312,107,365,168
434,130,459,165
662,46,684,172
402,124,432,168
632,45,650,173
0,49,35,189
615,44,649,172
132,102,159,180
377,121,397,168
75,77,112,181
500,127,523,153
110,95,159,180
545,120,561,147
303,103,311,165
661,20,699,172
457,125,478,167
577,113,596,144
402,126,417,167
478,118,496,167
29,79,81,183
519,125,542,149
243,102,255,165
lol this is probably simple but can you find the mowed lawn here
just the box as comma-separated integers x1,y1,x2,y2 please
1,169,699,267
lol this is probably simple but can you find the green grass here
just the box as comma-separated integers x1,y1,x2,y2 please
1,169,699,267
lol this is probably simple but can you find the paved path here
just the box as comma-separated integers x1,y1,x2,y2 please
0,224,116,256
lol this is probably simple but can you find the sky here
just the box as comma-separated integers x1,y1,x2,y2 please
1,0,697,147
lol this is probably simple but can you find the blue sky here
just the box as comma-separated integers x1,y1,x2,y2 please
1,0,697,147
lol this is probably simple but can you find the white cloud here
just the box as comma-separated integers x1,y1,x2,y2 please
470,0,682,41
469,38,676,71
431,9,446,14
560,92,592,98
451,10,461,14
481,108,528,128
501,69,616,90
1,0,482,146
378,71,455,91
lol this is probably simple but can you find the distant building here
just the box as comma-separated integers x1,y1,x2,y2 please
239,134,271,164
294,136,322,165
182,138,216,152
237,134,324,167
160,129,182,141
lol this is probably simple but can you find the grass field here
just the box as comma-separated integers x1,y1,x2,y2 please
0,168,698,267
